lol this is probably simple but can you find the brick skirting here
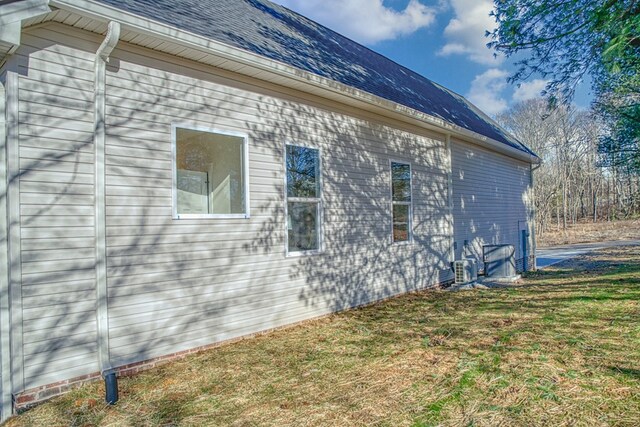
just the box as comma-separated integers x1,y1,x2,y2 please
13,337,247,412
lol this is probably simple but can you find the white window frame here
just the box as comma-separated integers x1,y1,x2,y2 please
284,142,323,257
390,159,413,244
171,123,250,219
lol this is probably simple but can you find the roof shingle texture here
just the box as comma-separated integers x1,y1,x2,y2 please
96,0,535,156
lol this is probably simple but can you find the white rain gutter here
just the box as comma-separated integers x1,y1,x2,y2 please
50,0,540,165
94,20,120,374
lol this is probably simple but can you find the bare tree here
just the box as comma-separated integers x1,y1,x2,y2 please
496,99,636,240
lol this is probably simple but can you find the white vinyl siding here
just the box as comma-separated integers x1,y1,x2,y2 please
0,64,8,418
451,137,532,270
101,33,452,366
16,26,101,388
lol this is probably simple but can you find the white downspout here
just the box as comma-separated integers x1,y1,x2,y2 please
94,21,120,374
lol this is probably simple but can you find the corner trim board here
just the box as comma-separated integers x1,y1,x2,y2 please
5,56,23,411
530,163,537,270
446,134,454,263
0,64,13,422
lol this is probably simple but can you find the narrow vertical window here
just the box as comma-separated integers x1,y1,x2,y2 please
173,126,249,218
286,145,321,253
391,162,412,242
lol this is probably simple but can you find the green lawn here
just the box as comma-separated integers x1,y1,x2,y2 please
7,246,640,427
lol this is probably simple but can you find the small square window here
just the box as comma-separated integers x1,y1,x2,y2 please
173,126,249,218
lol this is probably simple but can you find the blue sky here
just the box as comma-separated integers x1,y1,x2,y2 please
273,0,592,116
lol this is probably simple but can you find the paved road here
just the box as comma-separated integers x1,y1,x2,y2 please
536,240,640,268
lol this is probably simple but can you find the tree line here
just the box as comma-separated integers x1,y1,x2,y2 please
488,0,639,235
497,99,639,236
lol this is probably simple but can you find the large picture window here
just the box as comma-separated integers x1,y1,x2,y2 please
173,125,249,218
286,144,321,254
391,161,412,242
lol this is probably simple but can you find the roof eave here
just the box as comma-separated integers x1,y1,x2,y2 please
0,0,51,63
49,0,540,164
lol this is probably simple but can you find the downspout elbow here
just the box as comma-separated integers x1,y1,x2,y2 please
96,21,121,63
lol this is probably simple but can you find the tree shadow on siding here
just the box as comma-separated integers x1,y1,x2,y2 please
244,96,454,314
2,23,505,399
2,17,532,414
97,59,265,368
451,144,533,269
2,44,107,390
1,39,253,390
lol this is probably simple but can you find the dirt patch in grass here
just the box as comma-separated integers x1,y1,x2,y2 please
538,218,640,247
6,247,640,427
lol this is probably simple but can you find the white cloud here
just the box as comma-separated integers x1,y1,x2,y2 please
466,68,509,116
512,79,548,102
438,0,499,65
274,0,436,44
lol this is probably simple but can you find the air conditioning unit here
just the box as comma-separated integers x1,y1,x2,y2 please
454,259,478,284
483,244,516,278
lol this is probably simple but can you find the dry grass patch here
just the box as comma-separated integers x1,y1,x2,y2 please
538,218,640,246
6,247,640,427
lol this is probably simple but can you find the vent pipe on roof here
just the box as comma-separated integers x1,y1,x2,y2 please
94,20,120,404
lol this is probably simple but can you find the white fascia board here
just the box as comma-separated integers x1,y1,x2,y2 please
0,21,20,47
50,0,540,164
0,0,50,25
0,0,50,56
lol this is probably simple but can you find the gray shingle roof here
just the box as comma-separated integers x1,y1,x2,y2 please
96,0,536,156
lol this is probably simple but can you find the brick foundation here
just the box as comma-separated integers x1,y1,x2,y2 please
14,372,102,410
12,336,252,412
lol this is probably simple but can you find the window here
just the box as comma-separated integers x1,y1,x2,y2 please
391,161,412,242
285,144,321,254
173,125,249,218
